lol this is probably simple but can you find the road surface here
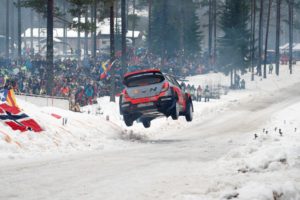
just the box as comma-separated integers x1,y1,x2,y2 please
1,82,300,200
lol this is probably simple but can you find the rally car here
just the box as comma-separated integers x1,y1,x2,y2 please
119,69,193,128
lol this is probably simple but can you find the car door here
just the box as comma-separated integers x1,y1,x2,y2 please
169,76,186,110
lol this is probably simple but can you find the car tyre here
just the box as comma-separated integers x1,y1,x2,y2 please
124,115,133,127
119,95,123,115
185,101,193,122
142,120,151,128
171,102,180,120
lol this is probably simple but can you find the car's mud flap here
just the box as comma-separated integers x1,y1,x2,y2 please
165,97,177,116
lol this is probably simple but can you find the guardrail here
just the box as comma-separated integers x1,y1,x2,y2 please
16,93,70,110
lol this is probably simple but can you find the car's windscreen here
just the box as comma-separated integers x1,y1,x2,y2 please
124,72,165,87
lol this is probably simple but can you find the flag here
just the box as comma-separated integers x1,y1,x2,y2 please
0,89,8,102
0,103,43,132
1,88,18,107
0,89,42,132
99,60,117,80
6,89,18,108
99,60,108,74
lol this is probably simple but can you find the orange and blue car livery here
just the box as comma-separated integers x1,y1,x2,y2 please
119,69,193,128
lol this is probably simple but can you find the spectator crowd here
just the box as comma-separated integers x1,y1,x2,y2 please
0,48,212,111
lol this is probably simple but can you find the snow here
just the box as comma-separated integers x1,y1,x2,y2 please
0,99,130,160
1,64,300,200
211,101,300,199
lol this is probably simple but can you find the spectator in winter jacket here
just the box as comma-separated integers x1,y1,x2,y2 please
204,85,210,102
180,82,186,92
240,79,246,89
196,85,202,102
186,84,191,94
190,85,196,100
60,85,70,97
268,63,273,74
75,86,85,106
85,83,94,105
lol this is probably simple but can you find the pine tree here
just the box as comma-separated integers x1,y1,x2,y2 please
149,1,168,56
183,0,202,55
218,0,251,84
275,0,281,76
149,0,201,57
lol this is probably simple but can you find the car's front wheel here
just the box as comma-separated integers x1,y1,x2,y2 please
124,115,133,127
171,102,180,120
185,101,193,122
142,120,151,128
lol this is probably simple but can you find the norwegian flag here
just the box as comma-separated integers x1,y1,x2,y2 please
0,103,43,132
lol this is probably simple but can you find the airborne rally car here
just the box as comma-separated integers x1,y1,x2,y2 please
119,69,193,128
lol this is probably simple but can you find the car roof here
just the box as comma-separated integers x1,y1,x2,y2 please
124,69,162,78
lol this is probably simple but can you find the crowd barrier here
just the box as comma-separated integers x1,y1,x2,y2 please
16,93,70,111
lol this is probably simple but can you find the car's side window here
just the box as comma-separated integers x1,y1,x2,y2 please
170,77,181,89
165,75,173,85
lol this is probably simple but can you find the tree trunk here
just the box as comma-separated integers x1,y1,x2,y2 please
179,0,185,63
93,1,97,61
148,0,152,52
161,0,167,63
263,0,272,79
251,0,256,81
208,0,213,69
132,0,136,47
289,0,294,74
115,0,119,50
275,0,281,76
38,14,41,53
110,3,116,102
6,0,10,59
258,0,263,77
230,68,233,88
11,1,15,58
121,0,127,72
63,0,67,55
213,0,217,71
46,0,54,95
77,14,81,61
17,0,21,62
84,13,88,56
30,9,34,51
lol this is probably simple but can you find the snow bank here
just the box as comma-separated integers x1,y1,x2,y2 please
0,99,128,160
195,101,300,200
1,64,300,163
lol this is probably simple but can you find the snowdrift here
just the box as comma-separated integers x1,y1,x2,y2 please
1,64,300,162
0,99,127,160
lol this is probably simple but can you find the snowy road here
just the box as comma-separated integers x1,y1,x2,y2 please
1,82,300,200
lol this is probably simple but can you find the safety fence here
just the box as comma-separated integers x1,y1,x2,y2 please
16,93,70,110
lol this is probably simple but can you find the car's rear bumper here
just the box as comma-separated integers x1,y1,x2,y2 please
120,96,175,119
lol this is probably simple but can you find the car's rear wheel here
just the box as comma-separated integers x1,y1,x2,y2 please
119,95,123,115
142,120,151,128
185,101,193,122
171,102,180,120
124,115,133,127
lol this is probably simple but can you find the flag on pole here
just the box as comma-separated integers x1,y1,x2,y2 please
99,60,117,80
0,89,8,102
0,88,18,108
